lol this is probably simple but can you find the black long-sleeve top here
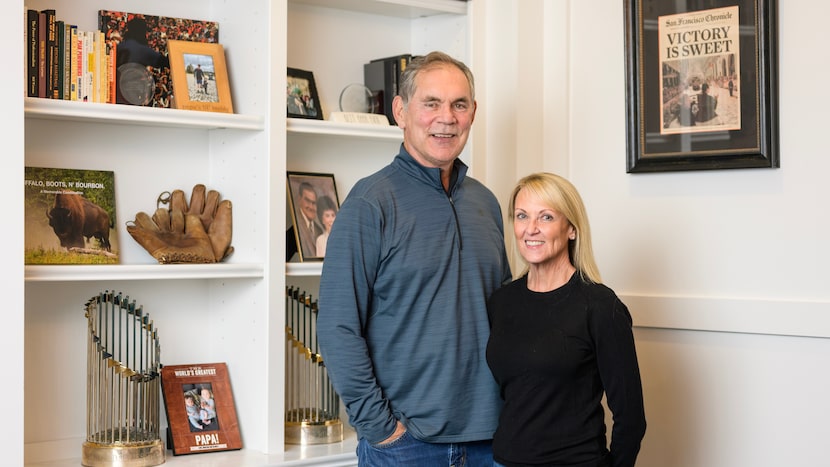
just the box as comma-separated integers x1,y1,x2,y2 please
486,273,646,467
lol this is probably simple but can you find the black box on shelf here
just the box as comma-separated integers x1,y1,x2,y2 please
363,53,413,126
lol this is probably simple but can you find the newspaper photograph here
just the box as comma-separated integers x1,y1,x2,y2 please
659,5,741,134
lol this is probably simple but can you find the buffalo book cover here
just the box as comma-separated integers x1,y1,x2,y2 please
24,167,119,265
161,362,243,456
98,10,219,108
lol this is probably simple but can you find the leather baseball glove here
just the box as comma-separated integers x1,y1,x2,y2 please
127,184,233,264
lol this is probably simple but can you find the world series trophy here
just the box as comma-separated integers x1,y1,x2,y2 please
82,291,164,467
285,286,343,444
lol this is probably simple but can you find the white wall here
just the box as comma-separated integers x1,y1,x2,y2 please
473,1,830,466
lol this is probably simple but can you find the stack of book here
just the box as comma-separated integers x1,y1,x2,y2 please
26,8,114,103
363,54,414,125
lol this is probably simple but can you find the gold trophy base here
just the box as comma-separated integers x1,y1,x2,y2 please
82,439,165,467
285,419,343,445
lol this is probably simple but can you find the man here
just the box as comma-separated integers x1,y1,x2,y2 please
295,182,322,258
695,82,718,123
194,64,205,93
317,51,512,465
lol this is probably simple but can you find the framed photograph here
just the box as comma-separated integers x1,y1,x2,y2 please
287,67,323,119
160,362,242,456
167,40,233,113
624,0,779,172
287,172,340,262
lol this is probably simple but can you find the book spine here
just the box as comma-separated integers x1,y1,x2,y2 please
99,31,108,104
43,9,58,99
81,30,90,102
69,26,78,101
75,29,84,101
107,42,116,104
63,23,72,100
26,9,39,97
86,30,94,103
93,31,101,103
56,20,64,99
37,11,46,98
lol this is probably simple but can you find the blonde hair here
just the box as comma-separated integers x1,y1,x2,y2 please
508,172,602,283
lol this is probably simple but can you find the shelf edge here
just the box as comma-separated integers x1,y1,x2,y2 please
25,98,265,131
25,263,265,282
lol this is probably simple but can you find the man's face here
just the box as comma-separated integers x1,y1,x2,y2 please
300,187,317,221
393,64,476,170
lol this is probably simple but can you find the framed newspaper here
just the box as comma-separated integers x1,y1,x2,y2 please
624,0,779,172
160,363,243,456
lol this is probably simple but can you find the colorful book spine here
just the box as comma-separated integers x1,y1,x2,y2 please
37,11,47,98
26,9,39,97
43,9,59,99
69,25,78,101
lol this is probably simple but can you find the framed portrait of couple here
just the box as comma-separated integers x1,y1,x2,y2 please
287,172,341,262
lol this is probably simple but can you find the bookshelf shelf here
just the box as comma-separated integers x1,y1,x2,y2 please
287,117,401,141
25,97,264,130
289,0,467,18
25,263,264,282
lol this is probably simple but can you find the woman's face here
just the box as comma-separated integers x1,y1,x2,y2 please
513,189,575,268
321,209,336,231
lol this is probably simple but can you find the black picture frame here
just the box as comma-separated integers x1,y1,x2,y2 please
287,172,340,262
286,67,323,120
624,0,779,173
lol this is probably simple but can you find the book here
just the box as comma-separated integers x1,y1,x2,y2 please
69,25,78,100
62,22,72,99
37,10,46,97
55,19,64,99
363,53,413,125
42,9,58,99
24,167,119,265
98,10,219,108
363,59,390,124
160,363,243,456
26,9,39,97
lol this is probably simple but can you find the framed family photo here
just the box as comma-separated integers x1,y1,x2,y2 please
287,172,340,262
286,67,323,120
167,40,233,113
624,0,779,172
160,362,242,456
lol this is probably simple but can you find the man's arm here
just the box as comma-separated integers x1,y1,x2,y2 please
317,197,398,444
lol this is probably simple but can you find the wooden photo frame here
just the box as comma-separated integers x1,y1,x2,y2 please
167,40,233,113
624,0,779,173
287,172,340,262
160,362,242,456
287,67,323,119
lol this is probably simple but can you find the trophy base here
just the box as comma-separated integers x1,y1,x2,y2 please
82,439,165,467
285,419,343,445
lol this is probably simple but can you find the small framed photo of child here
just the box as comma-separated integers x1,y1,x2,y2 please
160,362,242,455
287,172,341,262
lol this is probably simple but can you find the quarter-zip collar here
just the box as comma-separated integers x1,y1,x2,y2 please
392,144,468,197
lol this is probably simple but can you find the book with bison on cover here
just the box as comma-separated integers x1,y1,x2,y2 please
24,167,119,264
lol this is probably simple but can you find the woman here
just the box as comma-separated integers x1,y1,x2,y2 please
315,195,337,258
486,172,646,467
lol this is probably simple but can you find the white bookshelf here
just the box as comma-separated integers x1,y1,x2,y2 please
18,0,469,465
